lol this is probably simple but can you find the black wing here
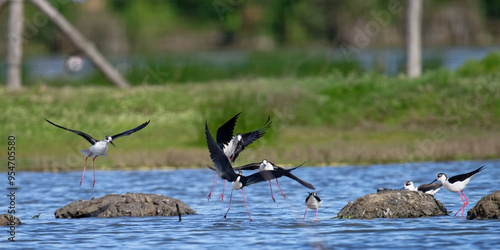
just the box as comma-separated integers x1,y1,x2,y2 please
205,122,237,182
45,119,97,145
448,166,484,184
417,183,442,193
283,172,315,190
232,162,261,171
230,116,272,162
271,162,314,190
111,120,150,140
216,112,240,148
242,168,295,187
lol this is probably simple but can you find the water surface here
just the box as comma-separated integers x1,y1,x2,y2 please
3,160,500,249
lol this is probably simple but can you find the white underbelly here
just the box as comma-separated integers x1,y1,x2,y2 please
90,142,108,156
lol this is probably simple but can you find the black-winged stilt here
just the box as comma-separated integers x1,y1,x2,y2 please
431,166,484,216
206,113,272,202
234,159,315,202
45,119,150,188
205,122,294,221
404,181,442,195
303,192,322,221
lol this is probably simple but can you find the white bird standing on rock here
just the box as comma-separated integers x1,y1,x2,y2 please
431,166,484,216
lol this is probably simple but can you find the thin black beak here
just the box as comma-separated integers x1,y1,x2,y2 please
110,141,116,147
430,179,437,184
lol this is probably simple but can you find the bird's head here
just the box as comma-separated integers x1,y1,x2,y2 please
431,173,446,184
309,192,317,196
236,134,243,141
402,181,415,190
105,136,116,147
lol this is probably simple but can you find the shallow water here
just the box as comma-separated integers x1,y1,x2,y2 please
3,160,500,248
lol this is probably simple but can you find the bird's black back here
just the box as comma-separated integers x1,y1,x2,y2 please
417,183,442,193
241,168,295,187
448,166,484,184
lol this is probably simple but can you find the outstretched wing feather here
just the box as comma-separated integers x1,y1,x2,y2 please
216,112,240,148
111,120,150,140
205,123,237,182
45,119,97,145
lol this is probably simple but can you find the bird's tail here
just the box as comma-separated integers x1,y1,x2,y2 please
80,149,92,156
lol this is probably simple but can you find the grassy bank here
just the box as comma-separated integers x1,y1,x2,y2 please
2,66,500,171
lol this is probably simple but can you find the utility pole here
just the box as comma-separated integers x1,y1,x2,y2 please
406,0,422,78
30,0,130,88
6,0,24,90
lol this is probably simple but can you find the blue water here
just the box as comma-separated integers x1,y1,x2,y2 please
2,160,500,249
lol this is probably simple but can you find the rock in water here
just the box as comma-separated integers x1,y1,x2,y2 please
337,190,448,219
467,190,500,220
54,193,196,219
0,214,22,226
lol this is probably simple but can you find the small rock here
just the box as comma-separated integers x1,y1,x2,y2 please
337,190,448,219
467,190,500,220
0,214,22,226
54,193,196,219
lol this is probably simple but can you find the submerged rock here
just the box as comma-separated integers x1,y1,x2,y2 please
54,193,196,219
337,190,448,219
467,190,500,220
0,214,21,226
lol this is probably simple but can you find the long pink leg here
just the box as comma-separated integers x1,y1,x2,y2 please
241,189,252,221
303,207,308,221
92,156,98,188
224,189,234,219
461,191,469,217
219,180,226,202
269,181,276,202
275,179,286,198
207,173,218,201
455,191,466,216
315,209,319,221
80,154,91,186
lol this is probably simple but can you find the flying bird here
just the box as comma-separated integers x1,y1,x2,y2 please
234,159,315,202
205,122,294,221
45,119,150,188
206,113,272,202
431,166,484,216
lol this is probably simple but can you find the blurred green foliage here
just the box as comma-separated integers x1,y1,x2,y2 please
456,52,500,77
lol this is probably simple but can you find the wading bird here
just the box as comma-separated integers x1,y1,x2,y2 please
234,159,315,202
303,192,322,221
205,122,294,221
403,181,442,195
431,166,484,216
45,119,150,188
206,113,272,202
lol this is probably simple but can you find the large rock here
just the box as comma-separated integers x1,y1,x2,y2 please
467,190,500,220
55,193,196,219
0,214,21,226
337,190,448,219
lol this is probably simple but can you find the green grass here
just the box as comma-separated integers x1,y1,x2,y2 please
2,58,500,170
